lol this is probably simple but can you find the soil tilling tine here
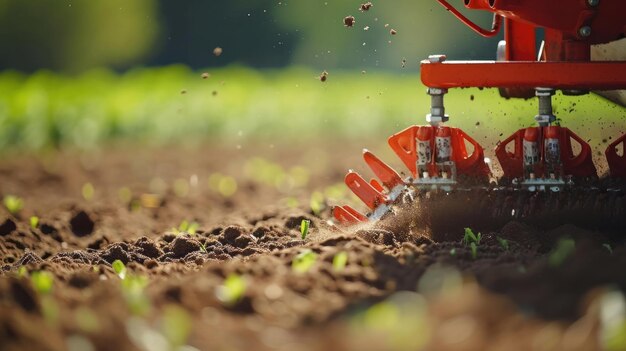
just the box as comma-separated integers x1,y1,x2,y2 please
333,0,626,226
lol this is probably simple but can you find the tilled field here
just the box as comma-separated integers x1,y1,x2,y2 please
1,141,625,351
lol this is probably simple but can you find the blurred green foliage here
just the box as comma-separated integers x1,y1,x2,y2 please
0,0,158,72
0,0,500,72
0,66,624,152
274,1,500,69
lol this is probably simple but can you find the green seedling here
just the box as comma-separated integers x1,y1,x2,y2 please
470,242,478,260
176,220,199,235
3,195,24,215
112,259,127,279
216,274,246,306
449,248,456,256
29,216,39,229
17,266,28,278
74,307,100,333
161,305,192,349
292,249,318,273
82,182,95,201
310,191,325,216
549,238,576,267
199,243,208,253
463,227,481,245
30,271,54,294
333,251,348,271
604,243,613,254
300,219,310,240
497,237,509,251
121,274,150,315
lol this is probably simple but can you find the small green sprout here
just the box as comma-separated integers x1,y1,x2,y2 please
300,219,310,240
216,274,246,306
310,191,325,215
29,216,40,229
470,242,478,260
549,238,576,267
176,220,199,235
17,266,28,278
3,195,24,215
75,307,100,333
497,237,509,251
603,243,613,254
449,248,456,256
161,305,193,349
333,251,348,271
82,182,95,201
199,243,207,253
292,249,318,273
30,271,54,294
112,259,127,279
463,227,481,245
121,274,150,315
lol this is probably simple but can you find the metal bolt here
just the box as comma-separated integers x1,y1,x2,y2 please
579,26,592,37
427,54,447,63
587,0,599,7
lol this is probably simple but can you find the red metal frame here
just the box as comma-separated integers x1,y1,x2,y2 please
421,61,626,90
429,0,626,90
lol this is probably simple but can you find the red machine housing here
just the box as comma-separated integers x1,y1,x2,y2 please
424,0,626,93
424,0,626,178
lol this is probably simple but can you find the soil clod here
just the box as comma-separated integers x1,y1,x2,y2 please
0,218,16,236
343,16,355,27
69,211,95,237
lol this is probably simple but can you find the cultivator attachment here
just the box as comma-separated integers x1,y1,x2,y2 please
333,87,626,227
495,89,596,191
333,87,492,224
606,134,626,178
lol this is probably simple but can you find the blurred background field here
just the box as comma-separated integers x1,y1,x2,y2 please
0,66,623,153
0,0,624,152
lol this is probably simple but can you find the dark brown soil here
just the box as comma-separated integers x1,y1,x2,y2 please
344,16,356,28
1,140,624,351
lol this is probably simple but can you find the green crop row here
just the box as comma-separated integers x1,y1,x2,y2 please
0,65,623,151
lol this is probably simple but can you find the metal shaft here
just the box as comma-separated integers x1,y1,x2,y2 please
426,87,449,125
534,88,556,126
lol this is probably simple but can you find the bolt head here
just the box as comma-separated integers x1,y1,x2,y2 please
579,26,592,37
427,55,447,63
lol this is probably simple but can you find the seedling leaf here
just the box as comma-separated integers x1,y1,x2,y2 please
161,305,192,348
549,238,576,267
463,227,481,245
497,237,509,250
470,242,478,260
121,274,150,315
216,274,246,306
82,182,95,201
449,248,456,256
112,259,127,279
17,266,28,278
29,216,39,229
3,195,24,215
603,243,613,254
333,251,348,271
292,249,318,273
300,219,310,240
31,271,54,294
